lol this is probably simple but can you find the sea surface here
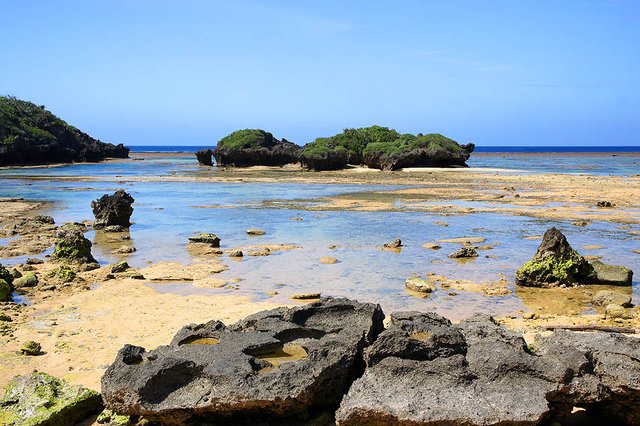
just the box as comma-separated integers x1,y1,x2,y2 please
126,145,640,176
0,149,638,319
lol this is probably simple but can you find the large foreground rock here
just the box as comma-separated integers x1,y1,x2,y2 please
337,312,640,425
91,190,135,229
0,372,102,425
101,298,384,424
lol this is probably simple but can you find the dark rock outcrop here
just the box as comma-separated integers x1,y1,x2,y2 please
91,190,135,229
0,263,14,302
195,148,213,166
0,372,102,425
336,312,640,425
213,129,300,167
101,298,384,425
0,96,129,166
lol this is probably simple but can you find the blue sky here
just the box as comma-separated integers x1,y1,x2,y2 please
1,1,639,146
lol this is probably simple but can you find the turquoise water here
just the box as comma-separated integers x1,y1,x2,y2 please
0,153,638,318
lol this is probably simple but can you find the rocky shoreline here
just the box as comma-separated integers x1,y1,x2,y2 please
0,177,637,425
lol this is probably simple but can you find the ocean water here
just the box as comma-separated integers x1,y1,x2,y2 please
0,151,638,319
123,146,640,176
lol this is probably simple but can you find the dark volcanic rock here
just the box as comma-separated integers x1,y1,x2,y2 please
213,129,300,167
195,148,213,166
515,227,597,287
91,190,135,229
101,298,384,425
0,96,129,166
336,313,640,426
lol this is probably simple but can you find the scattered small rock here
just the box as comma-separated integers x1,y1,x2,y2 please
25,258,44,265
113,245,136,254
592,290,632,308
422,243,441,250
405,276,436,293
291,293,321,299
14,272,38,288
111,261,130,273
604,303,628,319
597,201,614,208
384,239,402,249
572,220,589,227
32,215,55,224
248,248,271,256
20,340,42,355
319,256,338,264
188,233,221,247
448,247,479,258
104,225,126,233
246,228,266,236
228,250,243,258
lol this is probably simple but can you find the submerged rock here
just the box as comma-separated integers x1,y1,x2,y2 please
195,148,213,166
187,232,220,247
590,260,633,285
52,229,97,264
337,312,640,426
448,247,478,258
592,290,632,307
405,276,435,293
246,228,266,236
515,227,596,287
101,298,384,425
91,190,135,229
0,372,101,425
383,238,402,249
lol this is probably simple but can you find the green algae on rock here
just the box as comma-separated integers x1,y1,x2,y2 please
20,341,42,356
14,272,38,289
515,227,597,287
52,230,97,264
0,279,12,302
96,408,132,425
0,372,102,425
45,266,76,283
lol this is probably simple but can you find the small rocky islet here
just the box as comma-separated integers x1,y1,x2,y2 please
197,126,475,170
0,96,129,166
